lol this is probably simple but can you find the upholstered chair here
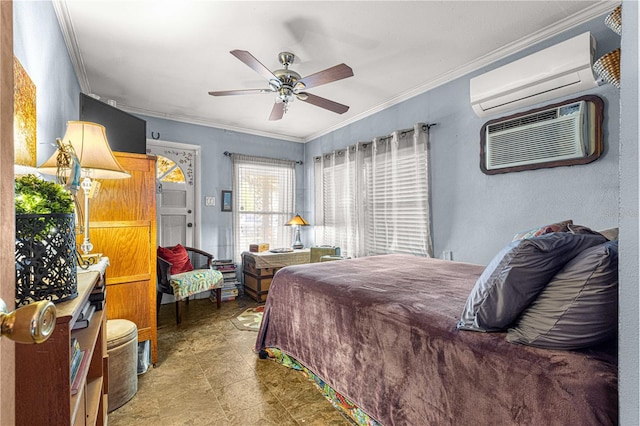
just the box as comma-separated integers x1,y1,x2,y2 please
156,245,224,324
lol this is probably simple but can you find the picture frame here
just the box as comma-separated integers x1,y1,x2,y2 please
14,56,37,168
221,190,232,212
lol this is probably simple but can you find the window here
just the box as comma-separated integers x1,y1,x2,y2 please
232,154,296,261
363,138,430,256
315,148,362,258
315,124,432,258
156,155,186,183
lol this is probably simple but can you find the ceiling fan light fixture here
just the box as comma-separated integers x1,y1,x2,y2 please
279,86,295,100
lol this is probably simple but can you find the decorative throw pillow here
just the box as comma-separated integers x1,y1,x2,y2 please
566,223,606,238
457,232,606,332
511,219,573,241
598,227,619,241
507,240,618,349
157,244,194,275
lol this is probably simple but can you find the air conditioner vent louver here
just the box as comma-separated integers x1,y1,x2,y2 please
484,100,587,170
488,110,558,134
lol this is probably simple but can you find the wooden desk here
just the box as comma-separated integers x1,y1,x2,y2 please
242,249,310,301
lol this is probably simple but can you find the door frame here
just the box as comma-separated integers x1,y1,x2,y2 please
147,139,202,248
0,0,15,422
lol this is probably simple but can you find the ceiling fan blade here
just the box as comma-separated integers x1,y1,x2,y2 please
208,89,271,96
299,93,349,114
230,50,280,84
269,102,285,121
297,63,354,90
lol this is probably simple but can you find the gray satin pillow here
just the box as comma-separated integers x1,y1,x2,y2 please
507,240,618,349
457,232,606,332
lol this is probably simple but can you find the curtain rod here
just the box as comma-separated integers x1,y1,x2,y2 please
375,122,437,141
313,122,436,161
223,151,303,165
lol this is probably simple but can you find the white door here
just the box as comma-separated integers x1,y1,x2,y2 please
147,141,200,248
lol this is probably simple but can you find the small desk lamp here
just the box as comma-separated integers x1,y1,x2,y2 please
38,121,130,255
285,214,310,249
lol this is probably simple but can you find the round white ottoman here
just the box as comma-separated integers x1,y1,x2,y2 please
107,319,138,412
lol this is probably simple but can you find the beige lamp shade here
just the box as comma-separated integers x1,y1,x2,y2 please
38,121,130,179
286,214,310,226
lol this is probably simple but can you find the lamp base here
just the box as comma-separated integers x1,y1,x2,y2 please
292,226,304,250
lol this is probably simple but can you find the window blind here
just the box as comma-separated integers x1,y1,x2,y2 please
232,154,295,262
364,142,430,256
315,123,432,258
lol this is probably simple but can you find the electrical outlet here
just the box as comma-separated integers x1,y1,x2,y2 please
205,196,215,206
443,250,453,261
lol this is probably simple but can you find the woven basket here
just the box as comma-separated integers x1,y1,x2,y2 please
593,48,620,89
605,5,622,35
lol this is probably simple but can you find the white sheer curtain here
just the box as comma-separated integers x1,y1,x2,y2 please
315,123,432,258
232,154,295,262
314,145,363,258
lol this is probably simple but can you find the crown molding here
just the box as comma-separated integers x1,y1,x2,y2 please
53,0,91,93
121,104,306,143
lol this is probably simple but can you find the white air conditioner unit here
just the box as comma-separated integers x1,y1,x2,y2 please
483,100,589,171
470,32,598,118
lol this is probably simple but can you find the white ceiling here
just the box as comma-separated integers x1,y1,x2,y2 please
55,1,616,143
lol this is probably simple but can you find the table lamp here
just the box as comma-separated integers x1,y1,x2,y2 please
38,121,130,255
285,214,310,249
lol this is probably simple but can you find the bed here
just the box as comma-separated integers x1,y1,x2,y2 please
255,248,618,425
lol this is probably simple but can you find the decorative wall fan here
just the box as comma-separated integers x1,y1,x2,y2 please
209,50,354,121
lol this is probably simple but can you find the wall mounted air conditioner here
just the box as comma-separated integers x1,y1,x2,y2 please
470,32,598,118
479,95,604,174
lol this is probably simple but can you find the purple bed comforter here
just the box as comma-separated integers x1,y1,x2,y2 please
255,254,617,425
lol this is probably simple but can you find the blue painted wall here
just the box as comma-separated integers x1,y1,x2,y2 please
618,1,639,423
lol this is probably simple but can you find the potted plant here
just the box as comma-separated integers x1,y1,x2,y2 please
15,174,78,306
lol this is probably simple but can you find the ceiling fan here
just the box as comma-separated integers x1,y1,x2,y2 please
209,50,354,121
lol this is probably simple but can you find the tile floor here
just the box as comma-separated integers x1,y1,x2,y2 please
107,295,353,426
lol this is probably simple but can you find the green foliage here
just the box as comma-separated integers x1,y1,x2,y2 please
15,174,74,214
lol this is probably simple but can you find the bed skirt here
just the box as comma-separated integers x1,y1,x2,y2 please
261,347,382,426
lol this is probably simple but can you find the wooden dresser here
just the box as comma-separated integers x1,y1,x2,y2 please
80,152,158,364
16,271,107,425
242,249,310,301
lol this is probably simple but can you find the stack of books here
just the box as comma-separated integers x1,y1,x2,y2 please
72,300,96,331
89,278,106,311
69,338,87,395
212,259,240,302
71,279,105,331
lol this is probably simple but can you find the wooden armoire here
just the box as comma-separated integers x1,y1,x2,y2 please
79,152,158,364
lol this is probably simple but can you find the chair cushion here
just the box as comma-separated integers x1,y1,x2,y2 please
169,268,224,301
158,244,194,274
